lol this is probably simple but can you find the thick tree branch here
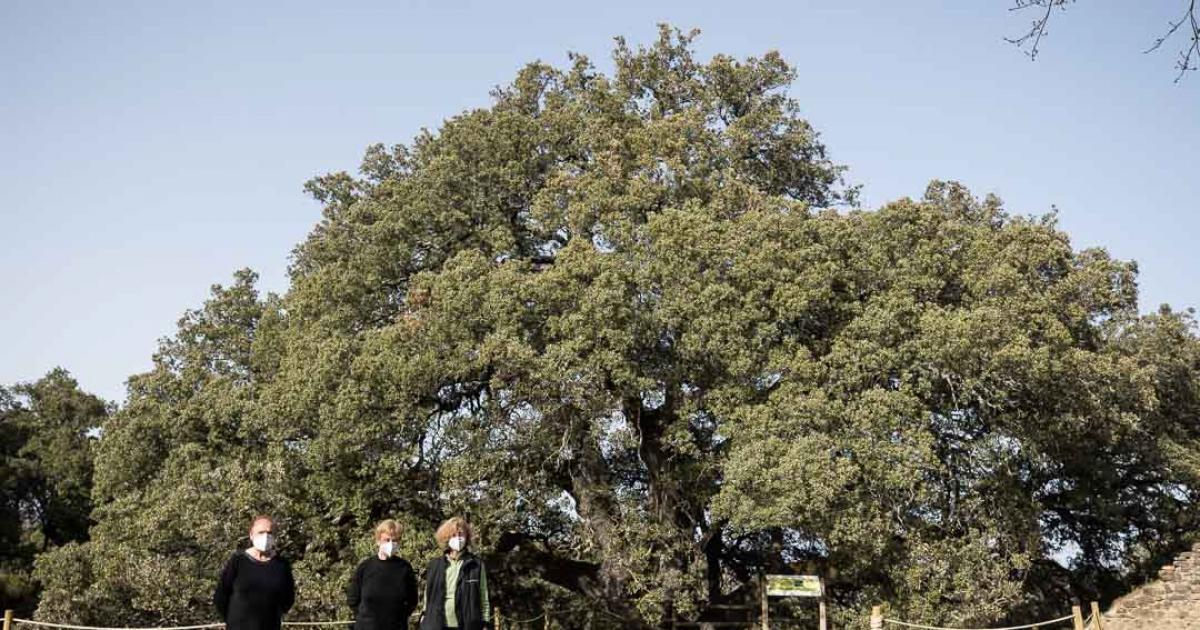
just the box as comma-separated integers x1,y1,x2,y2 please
486,532,656,628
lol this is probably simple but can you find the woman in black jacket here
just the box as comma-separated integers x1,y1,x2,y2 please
348,520,419,630
418,517,491,630
214,515,295,630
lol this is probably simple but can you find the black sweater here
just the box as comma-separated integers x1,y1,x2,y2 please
347,556,418,630
213,552,296,630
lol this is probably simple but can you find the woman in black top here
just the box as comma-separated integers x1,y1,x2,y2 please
348,520,418,630
214,515,295,630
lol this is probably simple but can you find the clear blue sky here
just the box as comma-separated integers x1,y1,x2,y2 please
3,1,1197,404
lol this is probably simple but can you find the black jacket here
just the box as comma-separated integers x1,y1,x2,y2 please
418,553,488,630
348,556,418,630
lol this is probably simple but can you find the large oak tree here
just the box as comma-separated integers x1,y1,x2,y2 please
33,26,1200,628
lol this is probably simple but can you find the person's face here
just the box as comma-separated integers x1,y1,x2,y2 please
377,531,396,544
250,518,274,539
453,526,467,544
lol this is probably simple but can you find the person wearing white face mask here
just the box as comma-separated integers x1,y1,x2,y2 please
214,515,295,630
418,517,492,630
348,520,418,630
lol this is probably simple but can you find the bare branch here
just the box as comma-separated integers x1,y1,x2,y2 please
1144,0,1200,82
1007,0,1200,82
1005,0,1075,61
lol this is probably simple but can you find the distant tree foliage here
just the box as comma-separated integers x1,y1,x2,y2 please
1,369,106,615
30,26,1200,629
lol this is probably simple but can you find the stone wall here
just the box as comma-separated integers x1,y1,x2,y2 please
1100,543,1200,630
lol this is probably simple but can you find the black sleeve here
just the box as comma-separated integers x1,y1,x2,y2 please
213,553,238,620
347,560,364,616
280,558,296,615
402,560,418,623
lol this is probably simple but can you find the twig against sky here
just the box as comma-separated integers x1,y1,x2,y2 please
1005,0,1068,60
1007,0,1200,81
1143,0,1200,82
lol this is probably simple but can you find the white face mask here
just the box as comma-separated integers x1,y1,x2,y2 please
448,536,465,552
379,541,396,557
252,533,274,553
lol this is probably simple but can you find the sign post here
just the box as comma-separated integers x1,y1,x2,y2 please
818,581,827,630
760,575,769,630
765,575,825,629
1090,601,1104,630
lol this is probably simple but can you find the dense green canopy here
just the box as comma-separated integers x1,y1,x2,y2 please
1,369,106,615
26,26,1200,629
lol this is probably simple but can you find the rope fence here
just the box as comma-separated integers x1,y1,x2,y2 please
7,621,353,630
501,606,588,625
10,622,226,630
873,602,1104,630
4,605,612,630
880,614,1075,629
499,607,581,628
6,610,593,630
3,600,1109,630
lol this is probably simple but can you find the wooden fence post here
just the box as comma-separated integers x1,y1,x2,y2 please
870,605,883,630
1090,601,1104,630
544,608,550,630
495,608,502,630
1072,603,1085,630
4,609,13,630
